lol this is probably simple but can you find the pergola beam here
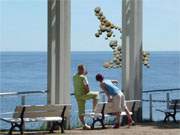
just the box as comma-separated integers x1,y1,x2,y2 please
122,0,143,101
47,0,71,105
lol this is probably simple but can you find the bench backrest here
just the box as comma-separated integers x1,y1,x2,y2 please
169,99,180,109
94,100,140,114
13,104,71,119
126,100,141,112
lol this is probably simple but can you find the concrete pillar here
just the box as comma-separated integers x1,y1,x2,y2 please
122,0,142,101
48,0,71,105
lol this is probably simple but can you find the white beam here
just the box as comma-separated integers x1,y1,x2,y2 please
122,0,143,100
48,0,71,105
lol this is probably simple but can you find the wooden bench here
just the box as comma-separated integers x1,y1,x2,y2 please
0,104,71,134
85,100,140,129
156,99,180,122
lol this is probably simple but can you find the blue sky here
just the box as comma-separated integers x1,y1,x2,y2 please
0,0,179,52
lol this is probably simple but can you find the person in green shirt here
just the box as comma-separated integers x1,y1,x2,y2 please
73,64,99,129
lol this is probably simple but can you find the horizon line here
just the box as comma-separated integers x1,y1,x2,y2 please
0,50,180,53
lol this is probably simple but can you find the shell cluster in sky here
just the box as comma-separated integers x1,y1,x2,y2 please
94,7,121,40
94,7,150,69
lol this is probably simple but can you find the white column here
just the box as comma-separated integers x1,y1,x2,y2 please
122,0,143,100
48,0,71,105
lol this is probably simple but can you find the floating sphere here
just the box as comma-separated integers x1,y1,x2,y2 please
113,57,117,62
116,62,120,65
111,24,115,29
103,19,108,24
103,62,111,68
105,21,111,27
98,30,102,35
143,61,148,65
95,12,100,16
101,22,105,26
98,16,101,20
115,48,120,52
99,11,103,16
94,7,101,13
107,32,112,37
95,33,100,37
117,47,121,51
115,54,120,58
100,25,106,32
109,40,118,46
106,28,111,32
100,16,106,21
144,58,149,62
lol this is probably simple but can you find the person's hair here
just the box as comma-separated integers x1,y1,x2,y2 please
96,73,104,81
77,64,84,71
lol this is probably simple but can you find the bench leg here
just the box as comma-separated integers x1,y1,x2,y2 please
8,122,24,135
172,115,177,123
49,122,55,133
49,121,64,133
163,113,169,122
60,124,64,133
164,113,177,123
91,118,105,129
19,126,24,135
91,118,96,129
56,121,64,133
8,124,16,135
100,119,105,129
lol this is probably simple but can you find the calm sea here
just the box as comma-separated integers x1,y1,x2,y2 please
0,52,180,129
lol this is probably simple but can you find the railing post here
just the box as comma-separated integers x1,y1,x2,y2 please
166,93,170,108
149,94,152,121
166,93,170,121
21,95,26,105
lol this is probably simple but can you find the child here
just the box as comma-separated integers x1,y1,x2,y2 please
95,73,133,128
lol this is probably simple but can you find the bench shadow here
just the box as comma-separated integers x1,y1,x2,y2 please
137,121,180,129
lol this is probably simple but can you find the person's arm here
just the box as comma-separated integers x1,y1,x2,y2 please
83,84,90,94
111,80,118,84
100,83,112,102
83,76,90,94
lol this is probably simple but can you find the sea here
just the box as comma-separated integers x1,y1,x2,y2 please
0,51,180,129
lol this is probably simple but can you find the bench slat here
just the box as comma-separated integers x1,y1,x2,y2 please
169,104,180,109
85,111,132,118
94,101,136,114
13,104,71,119
2,117,62,123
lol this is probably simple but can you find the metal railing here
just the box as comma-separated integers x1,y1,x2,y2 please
0,88,180,121
141,88,180,121
0,88,179,105
0,90,47,106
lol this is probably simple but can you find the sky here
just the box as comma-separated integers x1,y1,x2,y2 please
0,0,179,52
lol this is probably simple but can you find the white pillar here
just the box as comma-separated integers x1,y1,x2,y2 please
48,0,71,105
122,0,143,100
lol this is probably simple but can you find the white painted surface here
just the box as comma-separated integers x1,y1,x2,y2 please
48,0,71,105
122,0,143,101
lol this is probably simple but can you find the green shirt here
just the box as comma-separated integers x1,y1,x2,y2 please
73,74,88,97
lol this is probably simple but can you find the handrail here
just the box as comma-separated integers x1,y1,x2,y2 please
0,90,47,97
0,88,179,97
143,88,180,93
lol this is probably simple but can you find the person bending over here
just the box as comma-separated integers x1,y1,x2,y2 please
95,73,133,128
73,64,99,129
